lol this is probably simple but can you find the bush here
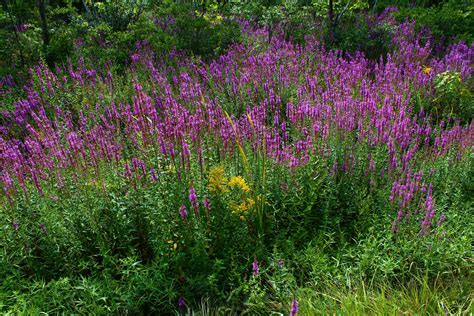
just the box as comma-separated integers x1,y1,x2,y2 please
431,70,473,124
331,14,394,59
160,3,242,59
394,1,474,45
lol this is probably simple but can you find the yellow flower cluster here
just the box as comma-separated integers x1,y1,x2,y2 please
198,11,224,25
423,66,432,74
228,176,254,219
166,164,176,173
230,198,255,216
228,176,250,192
207,166,255,220
208,165,229,193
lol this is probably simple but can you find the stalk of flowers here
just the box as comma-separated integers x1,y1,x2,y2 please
289,299,298,316
252,258,259,276
189,186,199,215
179,205,188,221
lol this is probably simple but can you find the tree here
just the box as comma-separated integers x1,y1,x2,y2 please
328,0,334,42
37,0,50,46
326,0,369,43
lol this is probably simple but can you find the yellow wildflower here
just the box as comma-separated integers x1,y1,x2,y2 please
166,164,176,173
228,176,250,192
230,202,242,214
246,197,255,209
423,66,432,74
230,198,255,215
208,165,228,193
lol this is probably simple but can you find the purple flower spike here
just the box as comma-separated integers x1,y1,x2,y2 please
179,205,188,220
290,299,298,316
150,168,158,182
203,196,211,210
437,213,446,226
189,187,198,213
131,53,140,63
178,296,186,309
252,259,259,276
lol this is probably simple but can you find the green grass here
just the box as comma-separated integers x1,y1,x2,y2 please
3,272,471,315
296,274,473,315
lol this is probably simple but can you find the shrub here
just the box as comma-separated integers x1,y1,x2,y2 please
394,1,474,45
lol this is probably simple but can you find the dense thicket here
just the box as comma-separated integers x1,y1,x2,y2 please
1,1,472,74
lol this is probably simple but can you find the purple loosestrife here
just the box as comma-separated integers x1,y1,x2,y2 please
0,10,472,237
178,296,186,309
150,168,159,182
290,299,298,316
189,187,198,214
179,205,188,221
203,196,211,210
437,213,446,227
124,164,132,179
131,53,140,64
420,185,436,236
252,259,259,276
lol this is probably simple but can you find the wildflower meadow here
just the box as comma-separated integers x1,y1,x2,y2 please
0,1,473,314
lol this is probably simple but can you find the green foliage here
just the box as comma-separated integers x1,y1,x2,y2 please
2,123,471,313
331,15,394,58
70,2,241,66
228,0,393,58
394,1,474,44
432,70,473,124
0,0,241,74
294,273,473,315
71,14,172,67
0,10,42,71
82,0,147,32
173,10,241,59
414,70,474,125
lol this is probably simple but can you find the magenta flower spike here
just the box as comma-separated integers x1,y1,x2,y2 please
179,205,188,221
290,299,298,316
189,187,198,213
252,259,259,276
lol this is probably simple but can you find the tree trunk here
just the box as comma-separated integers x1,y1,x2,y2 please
328,0,335,43
38,0,49,46
2,0,26,67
